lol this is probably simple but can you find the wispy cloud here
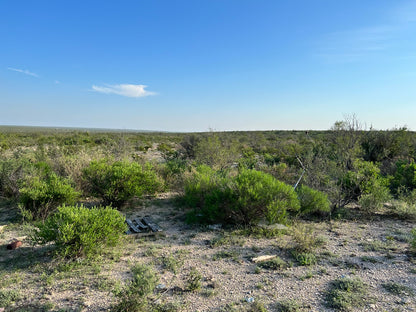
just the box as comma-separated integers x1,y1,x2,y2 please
316,1,416,63
394,1,416,23
7,67,39,77
91,84,156,98
317,26,396,63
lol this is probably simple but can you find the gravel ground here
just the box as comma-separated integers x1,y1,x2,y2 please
1,196,416,311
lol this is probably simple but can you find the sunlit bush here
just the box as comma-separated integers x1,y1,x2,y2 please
33,204,127,259
82,159,163,208
184,167,299,225
19,162,79,220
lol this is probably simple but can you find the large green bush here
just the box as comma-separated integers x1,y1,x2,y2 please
184,166,300,225
232,168,299,224
183,165,232,223
82,159,163,208
32,205,127,259
0,158,31,199
19,162,79,220
296,185,330,216
340,160,390,211
391,160,416,195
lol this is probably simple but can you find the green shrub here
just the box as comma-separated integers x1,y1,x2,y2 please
185,267,202,291
113,263,159,312
193,134,239,170
0,158,31,199
411,228,416,253
0,289,20,307
32,205,127,259
358,185,390,212
341,160,391,211
183,165,233,223
391,160,416,194
276,299,304,312
257,257,287,270
325,277,369,311
382,282,414,296
296,185,330,216
292,251,317,266
19,162,79,220
184,167,300,225
232,168,300,224
82,159,163,207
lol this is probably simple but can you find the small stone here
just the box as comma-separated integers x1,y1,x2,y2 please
156,283,167,290
207,224,222,231
6,240,22,250
246,297,255,303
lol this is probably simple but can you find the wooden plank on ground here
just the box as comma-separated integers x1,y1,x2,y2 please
126,219,141,233
142,216,162,232
134,218,148,230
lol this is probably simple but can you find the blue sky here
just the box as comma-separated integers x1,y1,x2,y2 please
1,0,416,131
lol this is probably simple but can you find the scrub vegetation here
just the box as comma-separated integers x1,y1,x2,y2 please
1,116,416,311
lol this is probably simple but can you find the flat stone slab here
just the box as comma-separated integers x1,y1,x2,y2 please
252,255,277,263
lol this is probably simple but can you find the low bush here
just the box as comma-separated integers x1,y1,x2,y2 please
257,257,288,270
113,263,158,312
296,185,330,216
291,223,326,253
382,282,414,296
19,162,79,220
411,228,416,254
0,158,31,199
391,160,416,194
292,251,317,266
185,267,202,291
184,166,300,225
325,277,370,311
82,159,163,208
341,160,391,211
32,204,127,259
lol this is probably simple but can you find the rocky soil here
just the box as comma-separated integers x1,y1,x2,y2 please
1,196,416,311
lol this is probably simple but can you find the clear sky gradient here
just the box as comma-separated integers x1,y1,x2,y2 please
1,1,416,132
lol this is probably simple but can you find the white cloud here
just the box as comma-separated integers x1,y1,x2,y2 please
91,84,156,98
7,67,39,77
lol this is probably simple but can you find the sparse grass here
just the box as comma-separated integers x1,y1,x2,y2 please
212,250,240,261
361,239,398,252
299,270,314,281
389,200,416,220
246,301,268,312
360,256,381,263
113,263,159,312
0,289,21,307
209,233,245,248
185,267,202,292
290,223,326,253
257,257,287,270
160,254,184,274
325,277,370,311
236,226,287,238
145,244,163,257
382,282,414,296
292,252,317,266
276,299,305,312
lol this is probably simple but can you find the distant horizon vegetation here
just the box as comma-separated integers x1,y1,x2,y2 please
0,120,413,134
